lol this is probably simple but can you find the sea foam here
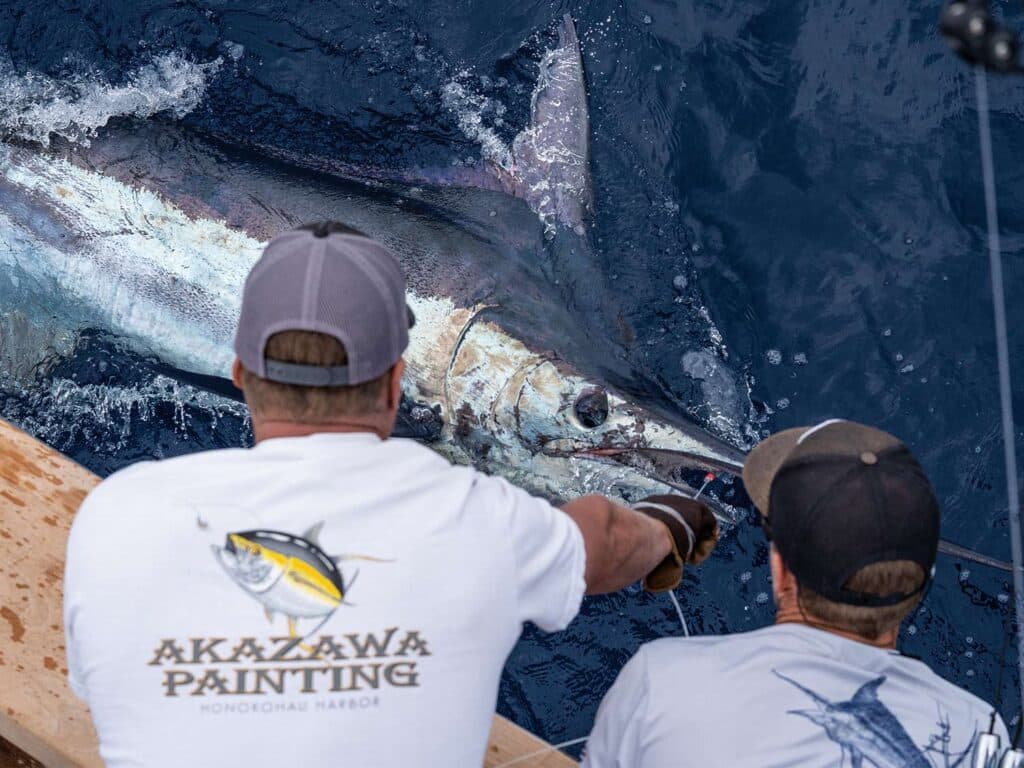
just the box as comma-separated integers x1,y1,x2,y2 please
0,52,221,146
4,373,248,454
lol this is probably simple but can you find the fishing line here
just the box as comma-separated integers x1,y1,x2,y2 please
668,589,690,638
490,474,707,768
974,63,1024,723
693,472,715,501
662,472,715,636
496,476,717,765
491,736,590,768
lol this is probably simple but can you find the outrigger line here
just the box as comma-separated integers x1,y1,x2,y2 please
940,0,1024,761
662,472,717,638
938,540,1013,573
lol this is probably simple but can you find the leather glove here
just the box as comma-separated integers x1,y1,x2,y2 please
632,495,719,592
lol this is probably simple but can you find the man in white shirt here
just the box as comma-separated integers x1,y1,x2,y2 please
585,419,1009,768
64,221,718,767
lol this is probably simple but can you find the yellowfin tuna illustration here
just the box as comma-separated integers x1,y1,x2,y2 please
213,522,384,638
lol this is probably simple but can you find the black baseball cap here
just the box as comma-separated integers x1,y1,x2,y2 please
743,419,940,607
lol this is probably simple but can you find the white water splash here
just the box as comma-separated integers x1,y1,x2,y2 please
6,374,248,453
440,77,514,170
0,53,222,146
441,23,591,238
680,349,754,447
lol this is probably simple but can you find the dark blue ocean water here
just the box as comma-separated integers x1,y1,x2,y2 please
3,0,1024,754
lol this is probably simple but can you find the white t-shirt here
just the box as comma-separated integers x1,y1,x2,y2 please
64,433,586,768
584,623,1007,768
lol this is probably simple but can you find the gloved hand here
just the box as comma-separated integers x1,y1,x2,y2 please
632,495,719,592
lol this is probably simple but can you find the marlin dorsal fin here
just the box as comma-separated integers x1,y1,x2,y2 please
503,14,592,236
851,676,887,705
199,16,592,238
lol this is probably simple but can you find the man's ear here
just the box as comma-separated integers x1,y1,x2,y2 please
231,358,245,390
770,546,798,598
387,359,406,411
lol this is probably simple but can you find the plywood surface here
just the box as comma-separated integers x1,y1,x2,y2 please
0,419,575,767
483,717,578,767
0,421,101,768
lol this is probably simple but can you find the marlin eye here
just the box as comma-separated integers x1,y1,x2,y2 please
574,388,609,429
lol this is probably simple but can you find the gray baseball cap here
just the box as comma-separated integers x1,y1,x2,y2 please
234,223,414,387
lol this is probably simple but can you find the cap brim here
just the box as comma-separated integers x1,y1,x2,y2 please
743,427,810,518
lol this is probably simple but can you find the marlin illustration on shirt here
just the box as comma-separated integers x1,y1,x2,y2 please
774,670,975,768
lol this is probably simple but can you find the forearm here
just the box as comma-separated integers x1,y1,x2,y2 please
561,495,673,594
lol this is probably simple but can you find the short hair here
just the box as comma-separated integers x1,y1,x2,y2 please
797,560,926,640
297,220,369,238
240,330,391,422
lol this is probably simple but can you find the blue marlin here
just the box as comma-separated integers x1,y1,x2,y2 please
775,670,974,768
0,17,747,511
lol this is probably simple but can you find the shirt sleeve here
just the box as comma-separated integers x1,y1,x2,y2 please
62,474,122,703
583,648,651,768
63,498,89,702
64,603,88,701
472,474,586,631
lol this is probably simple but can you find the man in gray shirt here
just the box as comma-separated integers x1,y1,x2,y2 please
584,419,1008,768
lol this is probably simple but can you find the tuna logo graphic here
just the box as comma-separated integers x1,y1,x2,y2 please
213,522,386,640
774,670,975,768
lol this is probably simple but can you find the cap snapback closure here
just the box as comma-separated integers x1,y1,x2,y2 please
264,360,351,387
